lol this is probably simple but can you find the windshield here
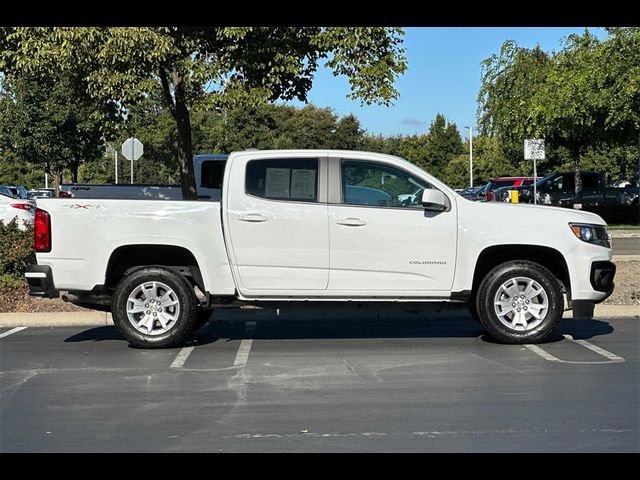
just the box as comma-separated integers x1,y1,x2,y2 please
534,174,556,187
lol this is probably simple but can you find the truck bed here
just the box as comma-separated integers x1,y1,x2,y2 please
34,198,235,295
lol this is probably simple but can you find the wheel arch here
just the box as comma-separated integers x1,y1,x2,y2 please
471,244,571,300
105,244,206,293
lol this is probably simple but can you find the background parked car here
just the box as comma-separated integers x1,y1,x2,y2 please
501,171,639,206
458,184,487,202
28,188,55,199
0,185,31,200
480,177,537,202
0,192,35,228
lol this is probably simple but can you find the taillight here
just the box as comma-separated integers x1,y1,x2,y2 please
11,203,33,211
34,208,51,253
487,191,494,202
58,191,71,198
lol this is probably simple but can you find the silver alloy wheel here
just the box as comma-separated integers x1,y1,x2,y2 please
493,276,549,331
126,281,181,336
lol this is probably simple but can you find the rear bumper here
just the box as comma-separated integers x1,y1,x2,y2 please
25,265,59,299
590,261,616,303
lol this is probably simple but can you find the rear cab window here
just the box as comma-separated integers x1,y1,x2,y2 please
245,158,318,202
201,161,226,189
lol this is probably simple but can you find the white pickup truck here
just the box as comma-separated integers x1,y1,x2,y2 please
26,149,616,348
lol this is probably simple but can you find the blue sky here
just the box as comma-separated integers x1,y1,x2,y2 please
289,27,608,139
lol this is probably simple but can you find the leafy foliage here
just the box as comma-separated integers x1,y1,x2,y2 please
0,72,111,189
0,219,34,277
478,28,640,198
0,27,407,199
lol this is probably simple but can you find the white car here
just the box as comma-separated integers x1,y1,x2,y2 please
0,192,35,229
26,149,615,348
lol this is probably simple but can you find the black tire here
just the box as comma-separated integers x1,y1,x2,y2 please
194,309,214,331
112,267,198,348
475,260,563,344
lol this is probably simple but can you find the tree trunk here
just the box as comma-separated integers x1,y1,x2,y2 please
175,102,197,200
51,167,63,195
573,147,583,206
70,161,79,183
161,66,197,201
174,81,197,200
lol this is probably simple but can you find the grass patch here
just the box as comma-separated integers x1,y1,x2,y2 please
0,274,26,290
608,224,640,230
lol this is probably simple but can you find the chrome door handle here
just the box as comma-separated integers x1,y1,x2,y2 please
337,217,367,227
239,213,268,222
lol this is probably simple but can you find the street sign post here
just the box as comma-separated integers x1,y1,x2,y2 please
121,137,143,184
524,139,545,204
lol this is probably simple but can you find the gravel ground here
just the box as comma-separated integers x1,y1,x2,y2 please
604,260,640,306
1,261,638,313
0,285,87,313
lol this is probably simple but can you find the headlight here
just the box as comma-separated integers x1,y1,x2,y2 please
569,223,611,248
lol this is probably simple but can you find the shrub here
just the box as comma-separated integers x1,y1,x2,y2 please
0,218,35,277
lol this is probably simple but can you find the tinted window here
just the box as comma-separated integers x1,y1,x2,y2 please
522,179,535,186
491,180,516,189
550,174,574,191
201,161,226,189
582,173,599,189
246,158,318,202
341,160,431,208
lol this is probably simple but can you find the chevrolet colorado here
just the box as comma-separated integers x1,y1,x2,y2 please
26,149,616,348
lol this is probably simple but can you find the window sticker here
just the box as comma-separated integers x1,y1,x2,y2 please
290,169,316,199
265,168,290,198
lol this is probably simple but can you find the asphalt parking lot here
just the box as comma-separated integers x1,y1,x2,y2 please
0,308,638,452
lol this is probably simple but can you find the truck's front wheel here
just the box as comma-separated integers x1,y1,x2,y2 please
476,260,563,344
112,267,198,348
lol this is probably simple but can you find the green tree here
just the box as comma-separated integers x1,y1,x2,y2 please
424,113,464,176
443,135,514,188
479,29,640,200
1,27,407,199
0,72,111,190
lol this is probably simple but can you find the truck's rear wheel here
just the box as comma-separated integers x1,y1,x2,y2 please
476,260,563,344
112,267,198,348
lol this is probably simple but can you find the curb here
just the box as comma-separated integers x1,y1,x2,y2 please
0,305,637,328
611,232,640,238
0,311,112,327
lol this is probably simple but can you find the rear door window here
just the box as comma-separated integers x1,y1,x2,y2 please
246,158,318,202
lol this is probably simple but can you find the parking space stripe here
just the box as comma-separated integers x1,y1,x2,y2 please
524,344,563,363
233,340,253,368
0,327,27,339
170,346,195,369
563,334,625,362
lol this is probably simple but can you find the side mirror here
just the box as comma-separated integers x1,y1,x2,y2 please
422,189,448,211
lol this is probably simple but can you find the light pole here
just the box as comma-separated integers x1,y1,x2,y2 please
465,126,473,188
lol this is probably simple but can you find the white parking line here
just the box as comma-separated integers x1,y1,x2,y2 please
170,346,195,369
524,344,563,363
0,327,27,339
525,336,625,364
563,334,625,362
234,340,253,368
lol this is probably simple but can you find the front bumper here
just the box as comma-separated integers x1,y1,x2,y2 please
25,265,59,299
590,261,616,303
